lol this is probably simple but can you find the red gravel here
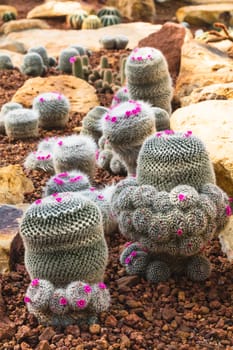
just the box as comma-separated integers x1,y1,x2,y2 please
1,1,233,349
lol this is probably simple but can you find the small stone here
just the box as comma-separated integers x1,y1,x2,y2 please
124,313,141,326
199,306,210,314
117,275,140,291
36,340,51,350
162,324,169,331
15,325,31,341
39,327,56,342
120,334,131,349
162,308,177,322
105,315,118,328
178,291,185,302
209,300,221,309
20,342,31,350
89,324,101,335
64,325,80,338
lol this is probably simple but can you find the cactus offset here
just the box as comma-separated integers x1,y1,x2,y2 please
5,108,38,139
0,102,23,134
20,53,45,76
57,48,79,73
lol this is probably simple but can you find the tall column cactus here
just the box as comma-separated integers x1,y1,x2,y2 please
125,47,173,115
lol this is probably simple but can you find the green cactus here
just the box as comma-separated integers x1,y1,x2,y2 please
52,134,97,180
0,102,23,135
57,48,79,73
82,15,102,30
100,15,121,27
97,6,121,18
4,108,38,140
71,55,84,79
103,69,113,85
2,12,16,22
0,53,14,70
81,55,89,67
99,35,128,50
67,10,88,29
80,106,108,143
70,45,90,56
126,47,173,114
28,46,49,68
100,55,109,69
33,92,70,130
20,53,45,76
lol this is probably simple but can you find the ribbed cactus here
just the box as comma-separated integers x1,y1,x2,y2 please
125,47,173,114
2,12,16,22
80,106,108,144
20,53,45,76
101,100,156,175
44,170,90,196
21,193,109,325
57,48,79,73
100,35,128,50
97,7,121,18
67,10,88,29
52,134,97,179
0,53,13,69
33,92,70,130
112,131,231,283
82,15,102,30
28,46,49,68
0,102,23,134
4,108,38,139
111,86,129,106
100,15,121,27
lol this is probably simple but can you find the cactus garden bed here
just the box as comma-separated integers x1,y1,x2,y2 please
0,0,233,349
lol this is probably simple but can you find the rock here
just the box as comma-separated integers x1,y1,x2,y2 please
138,22,188,83
0,165,34,205
39,327,56,341
170,100,233,196
107,0,156,22
36,341,51,350
64,325,80,337
0,19,50,35
15,325,32,342
6,23,162,56
0,5,17,17
9,232,24,271
174,40,233,104
181,82,233,106
117,275,141,291
27,1,94,19
11,75,99,114
176,4,233,26
0,282,16,341
120,334,131,349
219,217,233,261
89,324,101,334
162,307,177,322
105,315,118,328
0,39,27,54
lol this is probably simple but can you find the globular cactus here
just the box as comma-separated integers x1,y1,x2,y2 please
70,45,90,56
0,53,14,69
99,35,128,50
82,15,102,30
57,48,79,73
28,46,49,68
100,15,121,27
112,131,231,282
4,108,38,140
111,86,129,106
97,7,121,18
80,106,108,143
33,92,70,130
67,10,88,29
115,35,129,50
2,12,16,22
125,47,173,115
0,102,23,134
20,193,109,325
20,52,45,76
44,170,90,196
101,100,156,175
52,134,97,179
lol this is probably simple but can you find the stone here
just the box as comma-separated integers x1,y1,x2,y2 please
105,315,118,327
0,165,34,205
170,100,233,196
0,5,17,17
162,307,177,322
27,1,93,19
39,327,56,341
0,19,50,35
6,23,162,56
11,75,99,114
36,341,51,350
0,204,28,274
0,38,27,54
174,40,233,104
107,0,156,22
181,82,233,106
219,217,233,261
9,232,24,271
176,4,233,26
138,22,188,83
89,324,101,334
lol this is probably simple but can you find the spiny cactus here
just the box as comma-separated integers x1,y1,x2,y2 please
28,46,49,68
2,12,16,22
70,45,90,56
100,55,109,69
5,108,38,139
99,35,128,50
100,15,121,27
44,170,90,196
97,7,121,18
111,86,129,106
33,92,70,130
70,55,84,79
52,134,97,179
20,52,45,76
82,15,102,30
126,47,173,114
80,106,108,143
0,102,23,134
57,48,79,73
0,53,14,69
67,10,88,29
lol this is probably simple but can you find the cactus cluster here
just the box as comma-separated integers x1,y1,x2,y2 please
4,108,39,139
2,12,16,22
20,53,46,76
28,46,50,68
125,47,173,114
57,48,80,74
20,193,110,325
112,131,231,282
0,102,23,134
33,92,70,130
0,53,14,70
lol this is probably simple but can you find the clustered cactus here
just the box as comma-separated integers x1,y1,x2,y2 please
20,193,110,325
57,48,80,74
67,10,88,29
111,86,129,106
125,47,173,114
80,106,108,143
99,35,128,50
0,102,23,134
20,52,46,76
4,108,39,139
112,131,231,282
32,92,70,130
0,53,14,70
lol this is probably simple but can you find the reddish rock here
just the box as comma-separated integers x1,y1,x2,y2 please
162,307,177,322
64,325,80,337
105,315,118,328
124,313,141,326
39,327,56,341
9,232,25,271
36,340,51,350
138,22,186,83
117,275,141,291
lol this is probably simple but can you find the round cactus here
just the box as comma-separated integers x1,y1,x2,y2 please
5,108,38,139
125,47,173,114
2,12,16,22
111,86,129,106
24,279,54,311
66,281,92,310
82,15,102,30
0,53,13,70
20,53,45,76
28,46,49,68
89,282,111,313
49,288,69,315
33,92,70,130
100,15,121,27
57,48,79,73
99,35,116,50
80,106,108,144
97,7,121,18
67,10,88,29
0,102,23,135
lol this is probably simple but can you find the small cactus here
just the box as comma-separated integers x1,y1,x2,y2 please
57,48,79,73
0,53,14,70
33,92,70,130
28,46,49,68
82,15,102,30
5,108,38,140
67,10,88,29
70,55,84,79
97,7,121,18
99,35,128,50
100,56,109,69
111,86,129,106
20,53,45,76
0,102,23,134
100,15,121,27
80,106,108,143
2,12,16,22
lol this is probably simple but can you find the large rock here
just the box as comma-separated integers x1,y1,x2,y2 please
0,204,28,274
6,23,162,56
0,5,17,17
11,75,99,114
27,1,93,18
174,40,233,104
176,4,233,26
107,0,156,22
181,82,233,106
0,165,34,205
170,100,233,196
0,19,50,35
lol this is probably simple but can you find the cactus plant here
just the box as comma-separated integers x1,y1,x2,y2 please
0,102,23,134
33,92,70,130
82,15,102,30
2,12,16,22
53,134,97,179
20,52,45,76
67,10,88,29
21,193,109,325
80,106,108,143
111,86,129,106
4,108,39,140
70,55,84,79
57,48,79,73
28,46,49,68
0,53,14,69
126,47,173,114
97,7,121,18
112,131,231,283
99,34,128,50
70,45,90,56
100,15,121,27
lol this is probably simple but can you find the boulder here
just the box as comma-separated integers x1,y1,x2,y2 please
11,75,99,114
0,165,34,205
0,19,50,35
174,40,233,104
170,100,233,196
176,4,233,26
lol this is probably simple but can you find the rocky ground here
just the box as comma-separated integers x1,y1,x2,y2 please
0,1,233,350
